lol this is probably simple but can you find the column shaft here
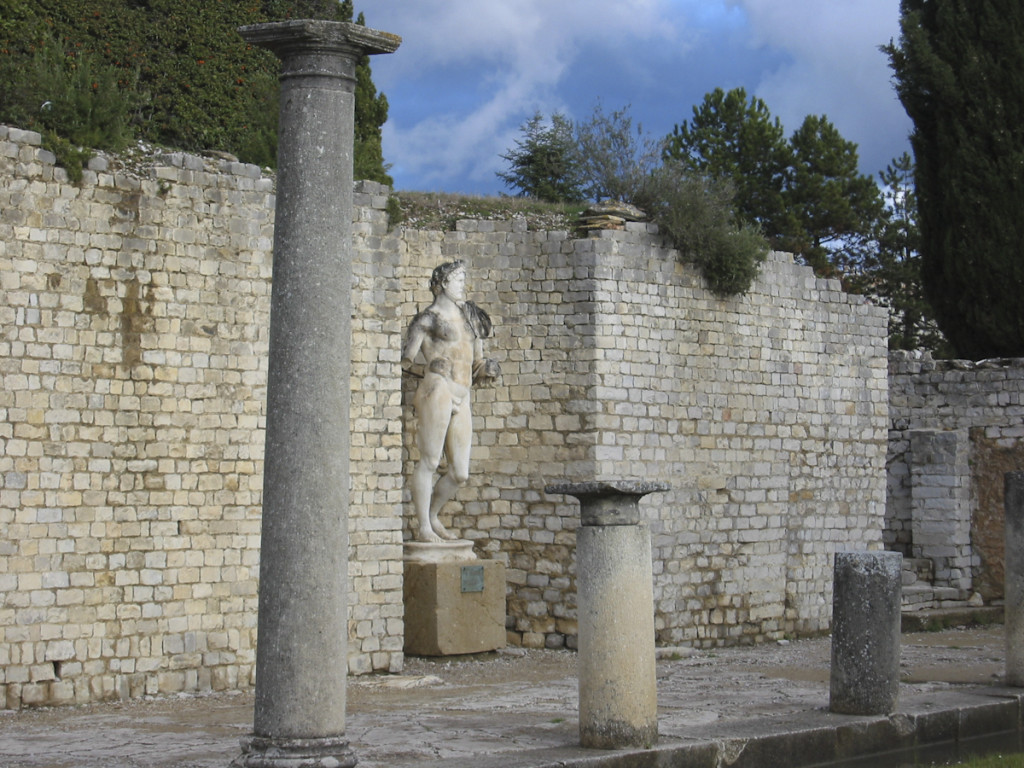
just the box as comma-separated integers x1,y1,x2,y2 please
1005,472,1024,686
546,481,667,750
577,524,658,749
829,551,902,715
235,20,399,767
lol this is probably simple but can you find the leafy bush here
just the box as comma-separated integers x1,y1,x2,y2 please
574,105,768,295
635,165,767,296
573,104,663,202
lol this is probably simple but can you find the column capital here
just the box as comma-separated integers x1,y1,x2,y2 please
545,481,670,526
239,19,400,59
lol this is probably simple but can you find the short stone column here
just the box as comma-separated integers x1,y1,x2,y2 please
1005,472,1024,686
546,481,668,750
234,20,399,768
829,551,903,715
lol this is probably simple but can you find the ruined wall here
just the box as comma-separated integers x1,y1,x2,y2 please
0,127,402,709
888,352,1024,599
396,221,890,649
0,125,889,709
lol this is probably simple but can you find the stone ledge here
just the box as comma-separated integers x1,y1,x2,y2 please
430,688,1024,768
902,606,1004,633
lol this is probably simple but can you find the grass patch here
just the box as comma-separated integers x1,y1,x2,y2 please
390,191,587,232
917,754,1024,767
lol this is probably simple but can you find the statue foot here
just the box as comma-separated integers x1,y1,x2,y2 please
416,525,445,544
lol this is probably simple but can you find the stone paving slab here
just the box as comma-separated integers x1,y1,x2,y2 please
0,626,1017,768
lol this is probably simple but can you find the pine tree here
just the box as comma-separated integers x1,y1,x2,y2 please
886,0,1024,358
497,112,584,202
665,89,883,281
785,114,883,278
664,87,792,244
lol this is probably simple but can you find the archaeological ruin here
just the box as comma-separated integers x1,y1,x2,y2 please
1,123,1021,709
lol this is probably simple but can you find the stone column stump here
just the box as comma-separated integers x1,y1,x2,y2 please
234,19,399,768
829,550,902,715
1006,472,1024,686
546,481,668,750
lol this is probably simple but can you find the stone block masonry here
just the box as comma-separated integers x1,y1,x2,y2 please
888,352,1024,600
397,218,890,650
0,127,402,709
1,124,889,707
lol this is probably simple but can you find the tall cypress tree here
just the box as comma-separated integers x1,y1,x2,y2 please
349,9,392,185
886,0,1024,358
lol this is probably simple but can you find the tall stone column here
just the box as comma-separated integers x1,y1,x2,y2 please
829,551,902,715
546,481,668,750
235,20,399,768
1005,472,1024,686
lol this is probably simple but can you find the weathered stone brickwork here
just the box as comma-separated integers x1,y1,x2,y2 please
888,352,1024,599
396,220,889,649
0,127,402,709
1,125,889,708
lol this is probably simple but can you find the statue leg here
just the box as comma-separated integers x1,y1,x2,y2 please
428,405,472,539
413,385,452,543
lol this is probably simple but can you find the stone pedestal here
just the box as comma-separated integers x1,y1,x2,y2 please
404,559,506,656
234,20,399,768
546,481,668,750
404,540,476,563
829,551,902,715
1006,472,1024,686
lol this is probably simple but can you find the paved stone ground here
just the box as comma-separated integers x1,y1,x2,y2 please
0,626,1011,768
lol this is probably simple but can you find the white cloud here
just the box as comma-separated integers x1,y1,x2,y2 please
365,0,912,192
368,0,689,192
731,0,911,173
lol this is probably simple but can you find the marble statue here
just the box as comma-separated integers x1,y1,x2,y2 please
402,261,500,543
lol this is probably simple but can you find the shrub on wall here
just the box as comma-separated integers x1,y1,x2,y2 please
635,166,768,296
571,104,769,295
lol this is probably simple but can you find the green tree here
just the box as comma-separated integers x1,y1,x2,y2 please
785,114,884,278
351,10,392,185
570,104,768,294
0,0,392,179
856,153,946,352
885,0,1024,358
664,88,884,281
665,87,792,242
497,111,583,202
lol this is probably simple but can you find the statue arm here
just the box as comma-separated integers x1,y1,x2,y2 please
471,335,500,385
402,313,430,377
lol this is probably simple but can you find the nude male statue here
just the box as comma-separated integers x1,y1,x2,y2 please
402,261,500,543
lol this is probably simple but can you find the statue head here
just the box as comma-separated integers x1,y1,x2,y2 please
429,260,465,297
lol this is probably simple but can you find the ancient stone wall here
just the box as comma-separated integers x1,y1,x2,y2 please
0,127,402,709
888,352,1024,599
1,126,889,708
396,220,890,649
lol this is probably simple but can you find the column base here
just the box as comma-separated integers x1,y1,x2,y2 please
581,720,659,750
234,735,356,768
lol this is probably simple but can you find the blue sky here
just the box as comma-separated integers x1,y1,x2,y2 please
361,0,911,196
